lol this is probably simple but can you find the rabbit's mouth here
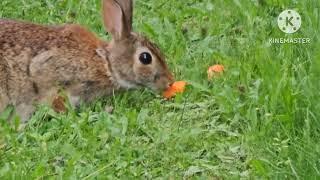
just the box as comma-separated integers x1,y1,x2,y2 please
153,73,175,91
148,78,172,92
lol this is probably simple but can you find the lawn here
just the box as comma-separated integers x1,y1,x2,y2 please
1,0,320,179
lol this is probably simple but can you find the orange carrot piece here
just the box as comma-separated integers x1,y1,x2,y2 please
163,81,187,99
207,64,225,79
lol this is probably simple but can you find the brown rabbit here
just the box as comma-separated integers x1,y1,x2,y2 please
0,0,174,122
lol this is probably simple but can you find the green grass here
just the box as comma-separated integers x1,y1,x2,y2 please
1,0,320,179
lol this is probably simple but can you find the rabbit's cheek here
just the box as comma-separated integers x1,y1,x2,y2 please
135,66,154,82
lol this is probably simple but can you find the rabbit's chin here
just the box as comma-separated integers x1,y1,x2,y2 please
116,78,139,89
145,83,165,92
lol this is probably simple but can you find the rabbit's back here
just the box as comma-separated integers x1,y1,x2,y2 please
1,20,78,51
0,19,113,114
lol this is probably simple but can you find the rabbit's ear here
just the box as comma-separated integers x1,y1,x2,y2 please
102,0,132,40
116,0,133,32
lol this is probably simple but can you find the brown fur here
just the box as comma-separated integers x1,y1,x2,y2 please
52,96,67,113
0,20,115,120
0,0,173,122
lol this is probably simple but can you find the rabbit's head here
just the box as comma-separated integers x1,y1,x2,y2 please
96,0,174,91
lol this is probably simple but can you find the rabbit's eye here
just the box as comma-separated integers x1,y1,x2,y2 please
139,52,152,65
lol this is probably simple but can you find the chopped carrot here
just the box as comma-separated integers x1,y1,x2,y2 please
207,64,225,79
163,81,187,99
